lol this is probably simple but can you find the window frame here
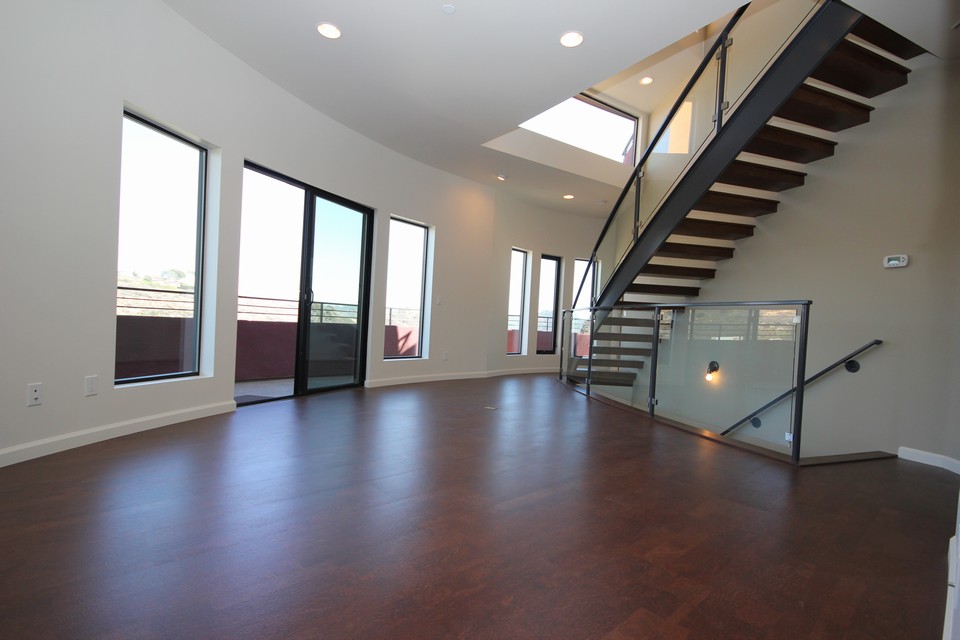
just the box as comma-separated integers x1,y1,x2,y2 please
115,111,206,384
384,216,430,360
536,254,562,355
507,248,529,356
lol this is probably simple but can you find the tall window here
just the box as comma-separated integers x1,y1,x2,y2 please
537,255,561,354
571,259,594,357
507,249,528,355
115,113,205,383
384,218,429,359
572,258,593,308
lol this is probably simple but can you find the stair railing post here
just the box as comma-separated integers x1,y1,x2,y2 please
790,302,812,463
590,251,598,307
586,308,596,396
633,173,642,241
558,309,566,381
715,36,732,130
647,306,661,417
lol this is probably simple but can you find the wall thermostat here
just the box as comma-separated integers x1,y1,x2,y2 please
883,254,909,268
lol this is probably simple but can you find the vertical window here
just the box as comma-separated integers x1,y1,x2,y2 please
384,218,429,359
383,218,429,358
536,255,561,354
571,259,594,357
115,113,205,383
506,249,528,355
572,258,593,308
653,101,693,155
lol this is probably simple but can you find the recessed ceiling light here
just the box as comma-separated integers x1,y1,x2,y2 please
441,3,457,15
560,31,583,48
496,174,507,181
317,23,341,39
639,76,654,86
563,194,575,200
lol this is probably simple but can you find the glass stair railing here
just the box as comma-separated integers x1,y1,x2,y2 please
562,301,812,462
561,302,885,464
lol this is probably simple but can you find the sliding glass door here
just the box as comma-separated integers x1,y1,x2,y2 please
236,164,372,403
300,195,371,392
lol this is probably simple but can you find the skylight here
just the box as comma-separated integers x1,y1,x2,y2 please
519,95,637,165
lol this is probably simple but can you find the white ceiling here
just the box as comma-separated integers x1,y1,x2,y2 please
162,0,958,218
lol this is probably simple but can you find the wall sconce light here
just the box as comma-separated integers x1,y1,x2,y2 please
705,360,720,381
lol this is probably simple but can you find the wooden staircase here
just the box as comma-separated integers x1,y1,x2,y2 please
624,15,921,306
577,14,923,389
566,314,654,386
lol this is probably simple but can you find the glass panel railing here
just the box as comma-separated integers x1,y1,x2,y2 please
637,56,720,235
560,308,594,386
724,0,824,119
561,301,813,460
595,175,638,295
560,309,572,379
584,307,656,410
653,303,804,456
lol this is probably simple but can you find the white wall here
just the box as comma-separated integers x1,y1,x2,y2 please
695,58,960,459
486,194,604,376
0,0,601,466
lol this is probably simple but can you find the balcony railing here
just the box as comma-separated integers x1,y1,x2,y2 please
117,285,196,317
116,287,423,378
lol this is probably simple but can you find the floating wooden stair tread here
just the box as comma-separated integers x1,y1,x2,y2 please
776,84,873,132
639,264,716,279
586,9,922,332
717,160,806,192
655,242,734,262
850,15,926,60
626,283,701,297
592,345,653,357
743,125,837,164
579,358,645,370
593,331,653,343
572,358,645,371
810,39,910,98
693,191,779,217
674,218,754,241
601,316,656,327
567,371,636,387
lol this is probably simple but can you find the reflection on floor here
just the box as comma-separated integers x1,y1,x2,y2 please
2,375,955,638
234,376,358,404
234,378,293,404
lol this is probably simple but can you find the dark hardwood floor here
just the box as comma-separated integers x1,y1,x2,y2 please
0,374,956,639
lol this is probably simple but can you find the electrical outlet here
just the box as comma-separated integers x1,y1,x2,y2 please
84,375,98,397
27,383,42,407
443,351,449,361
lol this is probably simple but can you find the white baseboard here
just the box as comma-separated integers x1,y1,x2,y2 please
0,401,236,468
365,368,557,389
898,447,960,476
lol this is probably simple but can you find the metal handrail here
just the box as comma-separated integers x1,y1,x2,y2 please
563,299,813,315
720,339,883,437
571,3,751,309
